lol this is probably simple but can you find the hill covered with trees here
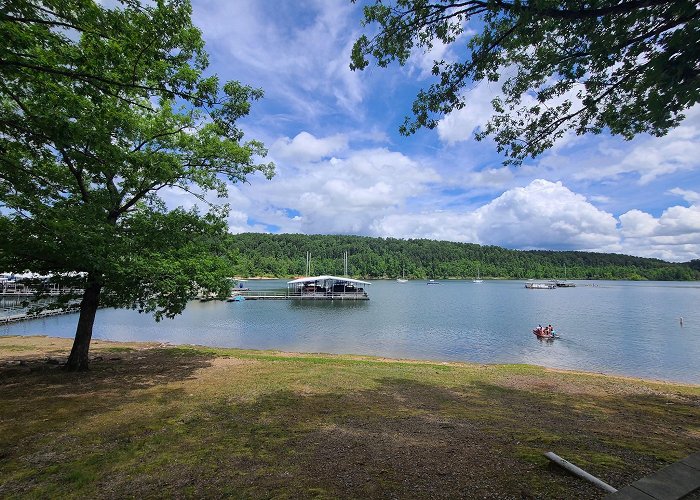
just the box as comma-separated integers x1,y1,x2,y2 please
225,234,699,281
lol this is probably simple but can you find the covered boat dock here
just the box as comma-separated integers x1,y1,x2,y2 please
286,275,371,300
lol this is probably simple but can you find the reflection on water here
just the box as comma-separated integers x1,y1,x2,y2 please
2,280,699,384
288,300,369,310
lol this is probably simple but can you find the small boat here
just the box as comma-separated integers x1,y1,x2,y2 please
555,265,575,287
473,267,483,283
227,295,246,302
397,268,408,283
533,327,559,339
427,279,440,285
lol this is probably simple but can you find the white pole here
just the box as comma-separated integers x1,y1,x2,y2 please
544,452,617,493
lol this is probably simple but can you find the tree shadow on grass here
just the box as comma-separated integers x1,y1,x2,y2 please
0,347,217,475
0,346,215,392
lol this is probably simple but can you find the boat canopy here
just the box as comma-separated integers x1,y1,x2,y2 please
287,275,372,286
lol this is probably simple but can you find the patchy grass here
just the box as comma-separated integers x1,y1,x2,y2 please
0,335,698,499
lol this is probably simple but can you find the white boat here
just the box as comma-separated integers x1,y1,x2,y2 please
555,264,576,287
473,267,483,283
525,282,556,289
397,268,408,283
427,279,440,285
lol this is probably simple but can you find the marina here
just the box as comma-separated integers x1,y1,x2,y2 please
1,273,83,297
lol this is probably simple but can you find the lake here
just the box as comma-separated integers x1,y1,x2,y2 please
2,280,699,384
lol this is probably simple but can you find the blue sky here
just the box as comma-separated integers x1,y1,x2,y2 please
184,0,700,262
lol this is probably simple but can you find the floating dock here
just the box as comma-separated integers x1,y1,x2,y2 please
228,290,369,301
0,307,80,324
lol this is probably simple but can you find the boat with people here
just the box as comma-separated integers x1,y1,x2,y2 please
533,325,559,339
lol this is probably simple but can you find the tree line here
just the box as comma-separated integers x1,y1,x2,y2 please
225,233,700,281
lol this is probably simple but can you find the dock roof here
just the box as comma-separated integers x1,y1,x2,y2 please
287,275,372,286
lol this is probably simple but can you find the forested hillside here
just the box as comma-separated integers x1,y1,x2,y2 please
225,234,700,281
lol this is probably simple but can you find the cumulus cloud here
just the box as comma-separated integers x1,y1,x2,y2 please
618,195,700,261
372,179,620,251
271,131,348,163
474,180,619,249
229,136,441,235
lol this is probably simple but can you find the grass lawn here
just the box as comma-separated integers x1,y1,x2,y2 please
1,335,699,498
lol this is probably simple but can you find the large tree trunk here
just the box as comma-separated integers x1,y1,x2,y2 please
65,279,102,371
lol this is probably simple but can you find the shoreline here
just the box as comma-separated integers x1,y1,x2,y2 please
2,334,698,388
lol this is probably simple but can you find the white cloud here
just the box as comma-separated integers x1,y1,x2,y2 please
619,210,658,238
271,131,348,163
669,188,700,204
227,210,268,234
193,0,364,122
372,180,620,250
474,180,619,249
370,211,479,242
573,106,700,184
436,81,501,144
230,138,441,235
619,202,700,261
435,69,583,149
463,167,515,189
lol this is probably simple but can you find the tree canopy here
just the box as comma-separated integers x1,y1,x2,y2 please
223,233,700,281
351,0,700,164
0,0,274,369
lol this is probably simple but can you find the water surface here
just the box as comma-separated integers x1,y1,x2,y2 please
2,280,699,384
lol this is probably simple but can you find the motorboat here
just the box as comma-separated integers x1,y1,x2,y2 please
533,327,559,339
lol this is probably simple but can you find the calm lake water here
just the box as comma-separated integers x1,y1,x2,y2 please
2,280,699,384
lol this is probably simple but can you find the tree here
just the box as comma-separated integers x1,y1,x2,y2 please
351,0,699,164
0,0,274,370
